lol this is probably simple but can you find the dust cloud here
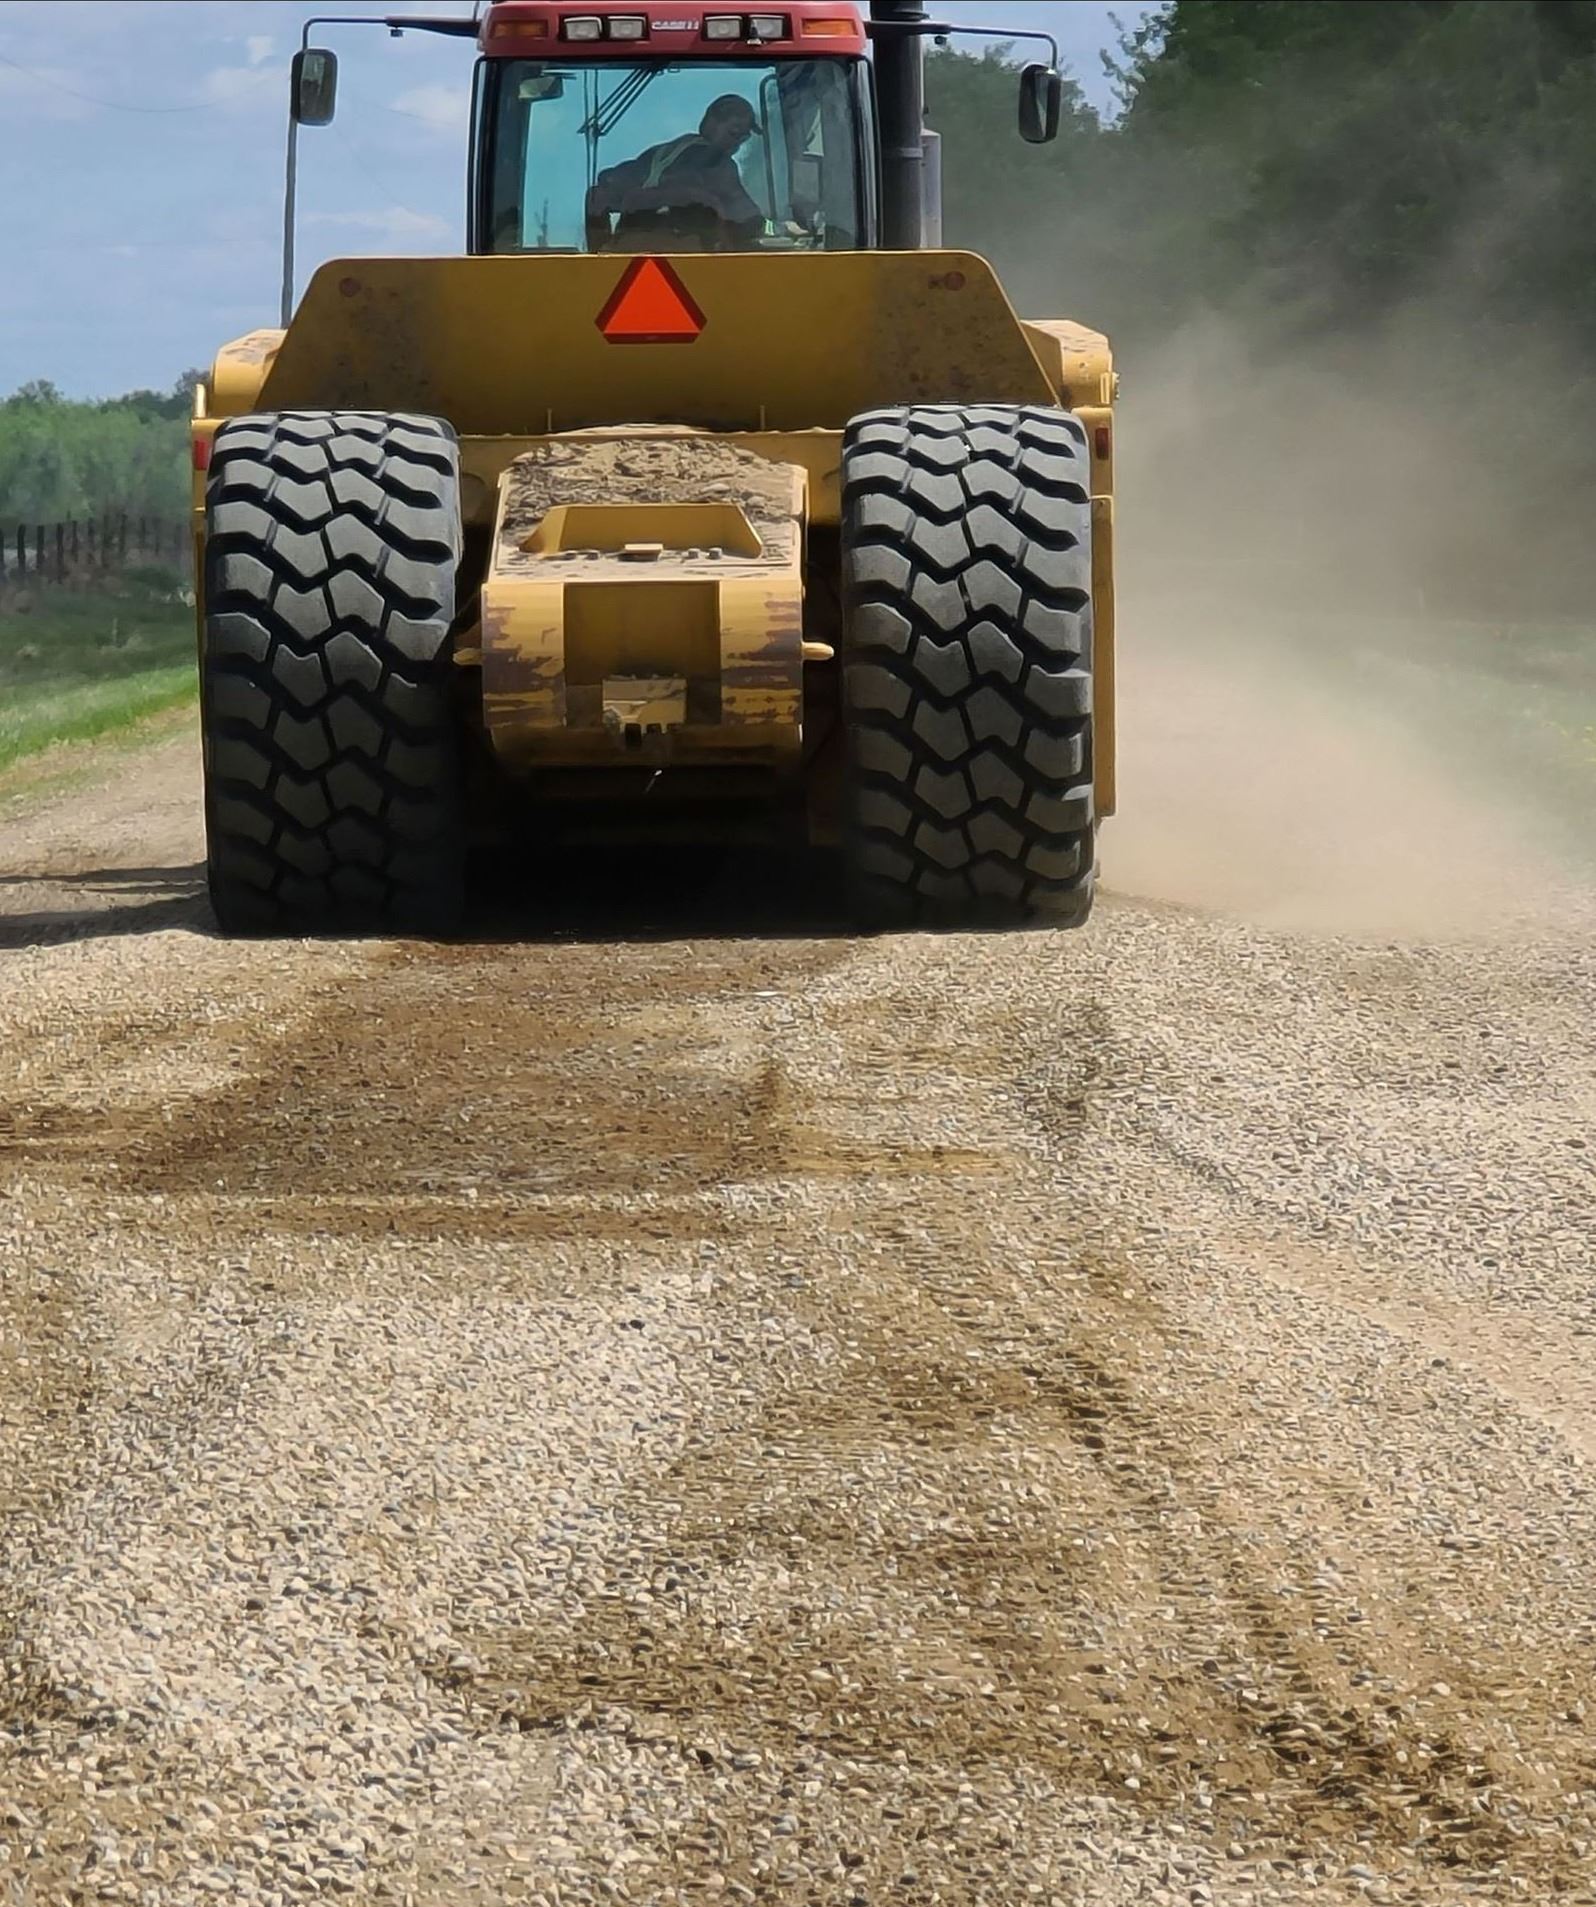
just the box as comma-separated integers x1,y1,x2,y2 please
1100,316,1596,939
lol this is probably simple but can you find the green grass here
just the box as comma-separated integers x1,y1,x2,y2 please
0,581,196,771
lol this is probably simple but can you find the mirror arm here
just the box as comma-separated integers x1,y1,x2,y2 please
378,14,481,35
281,12,476,328
865,18,1061,69
297,12,477,47
282,114,300,327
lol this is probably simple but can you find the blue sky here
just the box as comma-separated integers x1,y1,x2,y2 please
0,1,1156,398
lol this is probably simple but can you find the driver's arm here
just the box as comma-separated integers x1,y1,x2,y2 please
587,157,645,216
706,155,764,233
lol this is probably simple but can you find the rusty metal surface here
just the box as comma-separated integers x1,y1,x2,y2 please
479,436,807,771
602,676,688,737
457,430,843,530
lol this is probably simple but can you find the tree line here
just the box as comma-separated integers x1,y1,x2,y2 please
5,0,1593,577
928,1,1596,610
932,0,1596,360
0,375,197,526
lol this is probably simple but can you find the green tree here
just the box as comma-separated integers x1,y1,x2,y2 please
0,377,190,522
1106,0,1596,342
924,44,1101,312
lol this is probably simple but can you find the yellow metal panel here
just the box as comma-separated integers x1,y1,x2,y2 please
190,419,218,519
1073,404,1114,503
1068,401,1116,819
565,580,720,683
479,438,807,768
210,329,284,418
528,501,764,558
1090,495,1116,819
220,252,1057,434
1020,319,1115,409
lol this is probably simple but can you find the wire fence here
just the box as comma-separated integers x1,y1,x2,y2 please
0,516,191,595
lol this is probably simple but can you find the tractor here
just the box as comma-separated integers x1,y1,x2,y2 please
192,1,1116,932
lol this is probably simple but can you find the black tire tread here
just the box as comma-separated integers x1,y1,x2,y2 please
201,410,464,934
840,403,1096,928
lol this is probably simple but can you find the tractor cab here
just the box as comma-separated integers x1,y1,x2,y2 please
283,3,1064,300
471,5,876,255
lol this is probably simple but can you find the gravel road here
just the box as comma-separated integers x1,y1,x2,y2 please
2,631,1594,1907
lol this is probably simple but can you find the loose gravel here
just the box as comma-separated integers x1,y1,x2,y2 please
1,717,1593,1907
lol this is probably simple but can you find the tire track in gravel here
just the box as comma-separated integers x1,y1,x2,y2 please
1004,910,1596,1897
423,927,1595,1904
3,728,1596,1907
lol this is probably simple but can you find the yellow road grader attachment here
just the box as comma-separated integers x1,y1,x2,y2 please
193,2,1115,934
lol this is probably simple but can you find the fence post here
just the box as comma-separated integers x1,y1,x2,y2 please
54,522,65,584
70,518,79,563
34,526,44,580
117,514,128,565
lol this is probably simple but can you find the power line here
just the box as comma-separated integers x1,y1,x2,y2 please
0,49,276,115
326,116,456,238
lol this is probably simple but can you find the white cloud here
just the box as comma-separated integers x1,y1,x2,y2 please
197,62,279,107
390,82,469,139
245,35,274,68
305,206,452,242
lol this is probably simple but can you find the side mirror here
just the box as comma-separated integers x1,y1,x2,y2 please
519,73,567,103
291,47,338,127
1018,63,1062,145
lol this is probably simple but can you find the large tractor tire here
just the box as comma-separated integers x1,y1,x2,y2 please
201,411,465,935
839,404,1095,929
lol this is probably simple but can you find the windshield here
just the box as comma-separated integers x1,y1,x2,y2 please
482,58,868,254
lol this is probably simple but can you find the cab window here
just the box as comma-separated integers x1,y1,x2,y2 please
483,58,867,254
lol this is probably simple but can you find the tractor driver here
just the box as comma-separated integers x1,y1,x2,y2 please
585,94,765,251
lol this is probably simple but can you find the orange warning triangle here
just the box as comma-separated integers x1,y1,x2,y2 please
596,257,706,344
